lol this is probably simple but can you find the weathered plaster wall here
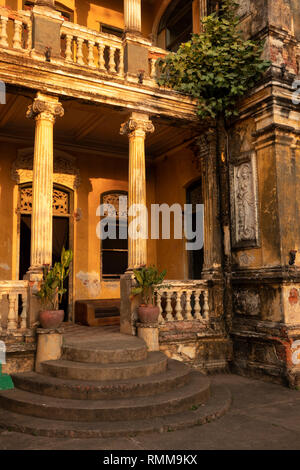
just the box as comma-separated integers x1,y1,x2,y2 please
154,146,199,280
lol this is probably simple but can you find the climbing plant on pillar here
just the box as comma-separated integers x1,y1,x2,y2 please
156,0,270,329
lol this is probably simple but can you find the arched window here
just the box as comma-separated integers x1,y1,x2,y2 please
157,0,193,52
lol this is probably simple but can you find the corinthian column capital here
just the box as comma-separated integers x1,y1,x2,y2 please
26,92,64,123
120,112,154,139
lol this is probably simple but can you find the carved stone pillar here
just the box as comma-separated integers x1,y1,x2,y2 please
120,112,154,270
196,128,222,279
26,92,64,273
124,0,142,33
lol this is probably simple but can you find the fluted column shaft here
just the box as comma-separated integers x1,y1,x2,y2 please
26,93,64,272
121,112,154,269
124,0,141,33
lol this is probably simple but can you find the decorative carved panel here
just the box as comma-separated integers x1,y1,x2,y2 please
229,152,260,249
102,193,128,218
233,288,261,316
20,187,69,215
11,150,81,190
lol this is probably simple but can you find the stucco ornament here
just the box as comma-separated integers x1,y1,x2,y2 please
233,289,260,316
230,152,260,248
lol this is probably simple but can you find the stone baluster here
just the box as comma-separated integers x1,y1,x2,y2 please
88,40,95,67
7,294,18,331
185,290,193,320
65,34,73,62
124,0,141,33
119,47,124,76
203,290,209,321
109,46,116,73
194,289,202,320
76,37,84,65
98,42,105,70
156,290,164,324
165,291,174,322
20,292,28,329
13,20,22,49
0,16,8,47
26,93,64,272
26,21,32,50
175,290,183,321
120,113,154,269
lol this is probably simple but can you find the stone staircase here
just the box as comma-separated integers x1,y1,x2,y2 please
0,332,231,438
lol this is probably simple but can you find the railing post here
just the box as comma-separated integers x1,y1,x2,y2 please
65,34,73,62
194,289,202,320
185,290,193,320
88,40,95,67
156,291,164,324
109,46,116,73
0,16,8,48
175,290,183,321
76,37,84,65
7,294,18,331
98,42,105,70
203,290,209,321
165,291,174,322
20,292,28,329
13,20,23,50
119,47,124,76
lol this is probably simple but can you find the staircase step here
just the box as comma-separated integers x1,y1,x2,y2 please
0,372,210,422
41,352,167,381
11,360,191,400
62,334,147,364
0,384,231,438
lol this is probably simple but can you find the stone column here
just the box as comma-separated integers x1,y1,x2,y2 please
124,0,142,33
26,92,64,273
120,112,154,269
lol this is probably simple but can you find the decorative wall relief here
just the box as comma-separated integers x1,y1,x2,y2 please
230,152,260,248
233,289,261,316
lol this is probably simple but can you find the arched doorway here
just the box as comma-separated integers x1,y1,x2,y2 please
18,184,73,319
186,179,204,279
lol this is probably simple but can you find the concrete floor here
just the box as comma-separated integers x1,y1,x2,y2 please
0,373,300,450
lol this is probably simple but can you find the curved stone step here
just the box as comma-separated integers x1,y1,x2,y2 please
62,335,147,364
0,384,231,438
41,352,167,381
0,372,210,422
11,360,191,400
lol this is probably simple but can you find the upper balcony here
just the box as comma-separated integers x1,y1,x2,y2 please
0,3,198,122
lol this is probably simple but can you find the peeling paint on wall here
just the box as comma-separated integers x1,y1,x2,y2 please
76,271,101,296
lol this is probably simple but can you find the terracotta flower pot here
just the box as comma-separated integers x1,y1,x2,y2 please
39,310,64,329
138,304,160,323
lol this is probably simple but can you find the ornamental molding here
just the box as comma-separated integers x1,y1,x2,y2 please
11,148,81,190
233,288,261,316
120,114,155,137
26,96,64,122
229,151,260,249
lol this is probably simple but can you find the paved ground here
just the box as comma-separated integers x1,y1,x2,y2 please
0,373,299,450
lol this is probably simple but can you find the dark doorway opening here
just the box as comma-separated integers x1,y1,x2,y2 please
19,215,70,319
186,179,204,280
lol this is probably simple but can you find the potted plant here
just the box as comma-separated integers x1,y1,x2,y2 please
131,266,167,323
35,247,73,329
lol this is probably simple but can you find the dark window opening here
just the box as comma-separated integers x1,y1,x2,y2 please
23,1,74,21
100,192,128,280
186,179,204,280
158,0,193,52
100,23,123,39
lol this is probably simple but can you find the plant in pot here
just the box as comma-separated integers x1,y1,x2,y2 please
131,266,167,323
35,247,73,329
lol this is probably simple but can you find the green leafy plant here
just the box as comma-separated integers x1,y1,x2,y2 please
35,247,73,310
131,266,167,306
156,0,270,120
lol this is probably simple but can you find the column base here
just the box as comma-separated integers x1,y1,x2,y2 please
137,322,159,351
35,327,63,373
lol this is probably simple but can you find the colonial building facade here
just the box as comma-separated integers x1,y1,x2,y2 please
0,0,299,388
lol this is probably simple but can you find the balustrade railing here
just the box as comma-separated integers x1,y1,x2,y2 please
60,21,124,76
0,8,32,52
0,281,29,334
154,281,209,325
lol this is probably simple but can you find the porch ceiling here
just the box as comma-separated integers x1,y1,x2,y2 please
0,91,199,161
